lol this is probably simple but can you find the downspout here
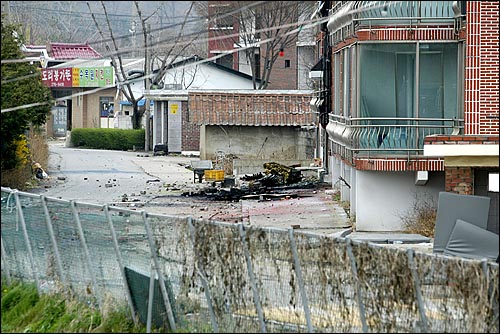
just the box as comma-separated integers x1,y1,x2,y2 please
321,0,332,171
321,0,332,129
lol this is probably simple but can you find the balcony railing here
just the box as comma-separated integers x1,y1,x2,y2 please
356,1,460,22
327,1,464,43
327,115,464,161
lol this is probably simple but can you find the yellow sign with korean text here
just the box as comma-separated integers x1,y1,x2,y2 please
170,104,179,114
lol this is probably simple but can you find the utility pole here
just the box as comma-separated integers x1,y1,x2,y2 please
130,20,137,57
1,1,11,23
144,23,151,152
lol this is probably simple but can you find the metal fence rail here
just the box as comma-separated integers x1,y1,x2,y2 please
1,187,498,333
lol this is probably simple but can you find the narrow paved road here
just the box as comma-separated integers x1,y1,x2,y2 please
32,141,170,204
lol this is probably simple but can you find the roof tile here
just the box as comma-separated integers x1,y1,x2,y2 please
50,43,101,60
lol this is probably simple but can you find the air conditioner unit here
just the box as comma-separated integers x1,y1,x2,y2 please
415,171,429,186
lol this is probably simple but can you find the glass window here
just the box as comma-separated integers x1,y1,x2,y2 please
419,43,458,120
343,48,351,117
100,97,114,117
359,43,416,122
359,43,458,121
216,54,233,69
334,52,340,115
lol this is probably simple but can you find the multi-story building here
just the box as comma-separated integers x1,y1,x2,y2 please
207,1,316,90
314,1,498,232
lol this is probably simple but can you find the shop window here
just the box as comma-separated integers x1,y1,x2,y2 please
100,97,114,117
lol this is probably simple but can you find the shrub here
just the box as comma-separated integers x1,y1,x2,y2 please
28,127,49,170
399,193,437,237
1,127,48,190
70,128,145,151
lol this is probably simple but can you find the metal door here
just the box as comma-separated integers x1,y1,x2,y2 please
167,101,182,153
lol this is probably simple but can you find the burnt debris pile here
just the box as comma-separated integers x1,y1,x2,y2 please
183,161,324,201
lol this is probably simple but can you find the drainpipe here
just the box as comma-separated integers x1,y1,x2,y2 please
321,0,332,172
144,23,151,152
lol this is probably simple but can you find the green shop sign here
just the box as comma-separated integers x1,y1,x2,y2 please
72,67,115,87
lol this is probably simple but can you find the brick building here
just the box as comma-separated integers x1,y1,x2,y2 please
314,1,499,231
188,89,317,174
38,43,114,137
423,1,499,233
206,1,316,90
144,57,259,154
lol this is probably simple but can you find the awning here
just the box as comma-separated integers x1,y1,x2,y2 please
309,57,323,79
119,99,154,107
311,57,323,71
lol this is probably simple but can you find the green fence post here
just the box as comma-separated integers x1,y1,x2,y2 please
70,200,102,308
41,196,66,287
141,211,176,332
346,239,368,333
407,248,429,332
103,205,138,324
1,236,12,285
14,190,41,293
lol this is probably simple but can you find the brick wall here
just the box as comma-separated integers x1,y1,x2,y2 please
182,102,200,151
356,25,456,42
207,1,235,61
465,1,500,135
445,167,473,194
188,91,315,126
424,135,499,195
424,135,499,146
265,43,298,90
354,158,444,172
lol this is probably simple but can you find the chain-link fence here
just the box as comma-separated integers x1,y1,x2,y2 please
1,187,498,333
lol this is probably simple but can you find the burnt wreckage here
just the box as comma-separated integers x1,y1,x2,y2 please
184,162,326,201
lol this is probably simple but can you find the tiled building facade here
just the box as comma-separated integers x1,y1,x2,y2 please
318,1,499,231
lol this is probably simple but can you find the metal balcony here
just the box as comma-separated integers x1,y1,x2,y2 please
327,1,465,42
327,114,464,162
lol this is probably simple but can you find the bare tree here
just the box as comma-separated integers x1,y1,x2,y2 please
196,1,315,89
87,1,201,129
7,1,105,45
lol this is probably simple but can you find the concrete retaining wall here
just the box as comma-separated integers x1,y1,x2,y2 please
200,125,316,162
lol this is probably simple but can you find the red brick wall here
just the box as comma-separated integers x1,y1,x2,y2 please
356,25,456,42
445,167,473,194
264,43,298,90
354,158,444,171
464,1,500,135
207,1,238,69
181,102,200,151
424,135,499,146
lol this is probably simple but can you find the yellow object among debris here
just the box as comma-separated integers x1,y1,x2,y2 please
204,169,224,181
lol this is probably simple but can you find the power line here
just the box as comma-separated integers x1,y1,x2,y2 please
2,11,325,84
2,1,272,71
4,1,309,68
8,2,193,19
1,2,335,113
2,14,329,114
